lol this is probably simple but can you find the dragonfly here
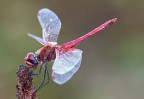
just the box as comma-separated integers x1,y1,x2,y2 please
24,8,117,91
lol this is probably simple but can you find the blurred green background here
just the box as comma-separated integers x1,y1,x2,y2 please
0,0,144,99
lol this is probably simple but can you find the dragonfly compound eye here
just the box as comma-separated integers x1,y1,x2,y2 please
24,52,38,67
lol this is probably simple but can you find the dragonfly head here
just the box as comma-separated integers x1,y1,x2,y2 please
24,52,39,67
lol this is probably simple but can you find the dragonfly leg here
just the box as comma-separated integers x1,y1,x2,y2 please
38,65,50,88
32,63,43,76
36,64,50,92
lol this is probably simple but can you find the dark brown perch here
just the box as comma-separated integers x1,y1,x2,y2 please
16,65,36,99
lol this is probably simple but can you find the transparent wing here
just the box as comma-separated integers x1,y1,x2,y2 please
52,48,83,85
38,8,61,45
27,33,46,45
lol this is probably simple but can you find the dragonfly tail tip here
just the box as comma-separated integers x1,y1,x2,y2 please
112,18,117,23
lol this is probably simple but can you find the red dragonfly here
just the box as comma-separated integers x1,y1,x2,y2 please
24,8,117,90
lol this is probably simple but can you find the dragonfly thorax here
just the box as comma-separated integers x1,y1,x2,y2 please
37,45,56,63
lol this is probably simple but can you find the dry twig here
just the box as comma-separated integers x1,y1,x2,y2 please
16,65,36,99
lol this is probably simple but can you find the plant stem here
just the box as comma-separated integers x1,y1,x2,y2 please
16,65,36,99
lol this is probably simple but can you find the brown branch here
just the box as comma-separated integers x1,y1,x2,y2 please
16,65,36,99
